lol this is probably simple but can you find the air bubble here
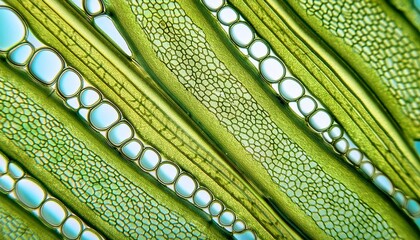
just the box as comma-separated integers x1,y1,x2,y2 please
308,109,332,132
107,121,133,146
139,148,160,171
278,77,304,101
175,174,197,198
156,162,179,184
202,0,224,11
0,7,26,51
217,6,238,25
230,22,254,48
193,188,212,208
29,48,64,84
259,57,285,83
89,101,120,130
8,43,33,66
58,69,83,98
248,39,269,60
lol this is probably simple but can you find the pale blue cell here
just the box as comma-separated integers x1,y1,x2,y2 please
234,230,256,240
8,162,24,179
0,7,26,51
29,49,64,84
219,210,235,226
373,175,393,195
406,199,420,216
84,0,104,16
156,162,179,184
209,201,223,216
58,69,83,97
89,102,120,130
8,43,33,65
93,15,132,56
122,140,143,160
107,122,133,146
15,178,46,208
80,229,101,240
0,174,14,192
139,148,160,170
193,188,212,208
80,88,101,107
40,200,66,226
62,216,82,239
415,141,420,156
175,174,196,198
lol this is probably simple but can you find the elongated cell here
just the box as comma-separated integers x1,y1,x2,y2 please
128,0,399,237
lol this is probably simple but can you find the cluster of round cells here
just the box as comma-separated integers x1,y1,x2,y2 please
202,0,420,229
299,0,420,125
0,5,254,239
0,205,40,239
128,0,403,237
0,153,103,239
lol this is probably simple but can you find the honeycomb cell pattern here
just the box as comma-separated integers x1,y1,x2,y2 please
0,205,41,240
0,79,205,240
128,0,399,238
299,0,420,126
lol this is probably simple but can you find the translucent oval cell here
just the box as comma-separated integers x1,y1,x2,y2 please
193,188,213,208
93,15,132,56
121,139,143,160
334,138,348,154
230,22,254,48
15,178,46,208
373,174,394,195
0,7,26,51
58,69,83,98
360,162,374,178
89,102,120,130
0,153,8,174
217,6,238,26
219,210,235,226
278,77,304,101
406,199,420,216
234,230,256,240
298,96,317,116
62,216,82,239
393,191,406,207
0,174,14,192
107,121,133,146
29,49,64,84
328,125,343,140
8,162,24,179
80,88,101,107
259,57,285,83
157,162,179,184
248,39,269,60
8,43,33,66
346,149,362,165
41,199,67,226
202,0,224,11
139,148,160,171
233,220,246,232
80,229,101,240
209,200,223,216
84,0,104,16
308,109,333,132
175,174,197,198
